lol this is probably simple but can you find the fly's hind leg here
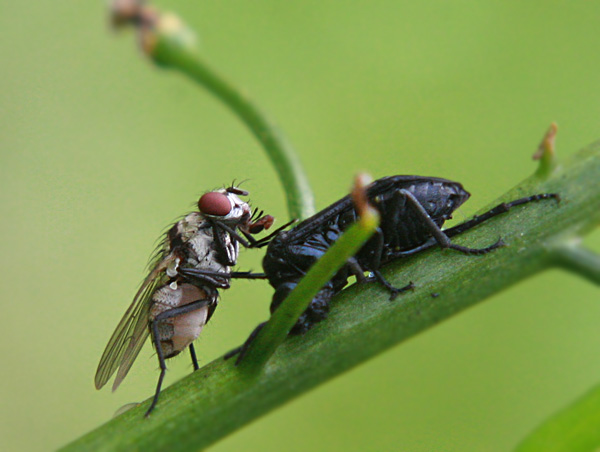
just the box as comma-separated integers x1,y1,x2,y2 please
189,343,199,371
146,298,213,417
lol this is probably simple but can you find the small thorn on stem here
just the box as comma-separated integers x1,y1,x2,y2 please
352,173,379,228
533,122,559,178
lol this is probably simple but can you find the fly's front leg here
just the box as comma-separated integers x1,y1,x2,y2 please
178,268,267,287
178,267,232,288
212,220,252,250
399,189,504,255
210,221,239,266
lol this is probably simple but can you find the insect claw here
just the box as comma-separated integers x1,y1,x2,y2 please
388,281,415,301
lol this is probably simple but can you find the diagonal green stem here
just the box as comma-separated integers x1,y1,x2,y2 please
61,141,600,451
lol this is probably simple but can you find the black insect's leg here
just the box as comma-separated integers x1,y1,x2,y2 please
223,321,267,365
371,270,415,300
384,193,559,261
346,257,369,284
145,298,213,417
355,226,414,299
399,189,504,255
189,343,199,371
443,193,560,239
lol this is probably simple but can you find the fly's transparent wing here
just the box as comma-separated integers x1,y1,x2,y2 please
94,251,174,391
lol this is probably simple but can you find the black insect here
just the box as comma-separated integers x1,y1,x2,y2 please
95,185,276,416
227,175,559,363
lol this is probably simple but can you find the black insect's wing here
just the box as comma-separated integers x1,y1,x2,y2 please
94,248,173,391
281,176,462,243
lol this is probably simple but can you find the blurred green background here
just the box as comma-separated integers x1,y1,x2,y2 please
2,1,600,451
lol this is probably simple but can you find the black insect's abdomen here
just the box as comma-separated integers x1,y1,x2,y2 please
376,178,469,256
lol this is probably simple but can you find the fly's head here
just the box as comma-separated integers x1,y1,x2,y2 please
197,186,252,225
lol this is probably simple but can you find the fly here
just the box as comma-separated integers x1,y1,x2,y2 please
95,185,277,416
227,175,559,363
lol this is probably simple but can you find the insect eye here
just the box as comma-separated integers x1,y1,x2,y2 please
198,192,232,216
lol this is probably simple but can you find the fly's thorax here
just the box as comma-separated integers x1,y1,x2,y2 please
168,212,204,249
187,226,237,272
150,283,215,358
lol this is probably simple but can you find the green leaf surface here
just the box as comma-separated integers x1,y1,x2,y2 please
515,383,600,452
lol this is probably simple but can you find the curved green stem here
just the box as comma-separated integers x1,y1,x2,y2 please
61,141,600,452
134,9,314,220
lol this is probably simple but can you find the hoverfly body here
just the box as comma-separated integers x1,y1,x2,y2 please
227,175,559,363
95,185,279,416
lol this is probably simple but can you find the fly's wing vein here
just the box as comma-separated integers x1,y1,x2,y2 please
94,253,173,390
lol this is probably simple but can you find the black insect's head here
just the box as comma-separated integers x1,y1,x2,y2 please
439,182,470,219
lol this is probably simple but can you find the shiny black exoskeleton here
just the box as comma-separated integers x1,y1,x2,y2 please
264,176,473,333
227,176,558,362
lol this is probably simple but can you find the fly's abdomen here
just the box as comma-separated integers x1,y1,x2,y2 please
150,283,214,358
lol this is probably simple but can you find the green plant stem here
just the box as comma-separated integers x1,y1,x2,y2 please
150,18,314,220
62,141,600,452
552,244,600,285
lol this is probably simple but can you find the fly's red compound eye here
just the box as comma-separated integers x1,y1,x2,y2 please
198,192,232,216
